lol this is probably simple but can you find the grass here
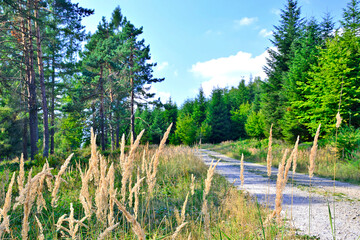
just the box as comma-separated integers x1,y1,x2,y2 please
202,138,360,185
0,128,297,239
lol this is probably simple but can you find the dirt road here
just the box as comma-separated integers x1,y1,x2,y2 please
197,149,360,240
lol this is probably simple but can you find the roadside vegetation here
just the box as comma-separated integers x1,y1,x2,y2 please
202,137,360,185
0,128,298,239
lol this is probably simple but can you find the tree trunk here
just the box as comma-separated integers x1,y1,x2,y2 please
130,51,135,138
50,55,55,155
116,121,120,149
35,1,49,157
99,66,105,151
109,110,115,151
27,0,39,160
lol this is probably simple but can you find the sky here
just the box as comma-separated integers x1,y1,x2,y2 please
71,0,346,105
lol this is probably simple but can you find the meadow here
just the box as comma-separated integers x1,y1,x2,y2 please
0,126,299,240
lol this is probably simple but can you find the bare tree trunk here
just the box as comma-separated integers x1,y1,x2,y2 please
116,121,120,149
27,0,39,160
99,66,105,151
50,55,55,155
130,50,135,138
109,110,115,151
35,1,49,157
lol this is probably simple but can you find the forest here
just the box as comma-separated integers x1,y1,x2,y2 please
0,0,360,239
0,0,359,160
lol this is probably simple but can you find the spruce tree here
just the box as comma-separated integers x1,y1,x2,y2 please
206,89,231,143
262,0,303,138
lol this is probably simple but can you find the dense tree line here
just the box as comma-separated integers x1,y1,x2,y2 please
141,0,360,146
1,0,360,158
0,1,162,159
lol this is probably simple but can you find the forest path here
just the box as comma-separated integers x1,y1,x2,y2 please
196,149,360,240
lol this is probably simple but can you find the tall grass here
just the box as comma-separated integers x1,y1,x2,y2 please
0,126,293,239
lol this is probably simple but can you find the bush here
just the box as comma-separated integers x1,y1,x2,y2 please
337,126,360,162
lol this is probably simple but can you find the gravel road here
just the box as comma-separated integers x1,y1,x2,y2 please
197,149,360,240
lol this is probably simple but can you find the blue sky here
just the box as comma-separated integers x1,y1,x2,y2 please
72,0,346,105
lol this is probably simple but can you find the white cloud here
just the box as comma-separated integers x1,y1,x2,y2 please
174,70,178,77
234,17,258,27
190,49,271,96
259,28,273,37
149,85,171,104
155,61,169,71
271,8,281,16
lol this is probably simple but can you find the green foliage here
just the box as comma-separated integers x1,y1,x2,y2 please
230,102,251,139
196,122,212,143
245,111,266,139
207,89,231,143
262,0,303,138
192,87,207,127
337,126,360,161
55,114,84,152
175,114,197,145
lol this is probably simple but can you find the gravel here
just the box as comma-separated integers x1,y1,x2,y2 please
197,149,360,240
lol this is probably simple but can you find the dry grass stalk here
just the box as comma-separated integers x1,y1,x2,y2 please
133,170,143,219
35,216,44,240
17,154,25,192
14,166,53,240
292,136,300,174
55,203,88,240
129,175,145,208
89,128,100,184
201,159,220,238
141,149,146,174
240,153,244,187
336,112,342,129
95,155,109,223
190,174,195,195
120,133,125,170
79,165,92,218
309,124,321,179
45,160,53,191
79,130,102,218
147,124,173,196
181,192,189,223
188,232,192,240
171,222,188,240
98,222,120,240
113,196,146,240
174,208,181,225
121,130,145,203
267,124,273,177
36,164,49,213
51,153,74,207
107,163,115,226
266,149,288,224
128,175,133,207
0,172,16,237
203,159,220,199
